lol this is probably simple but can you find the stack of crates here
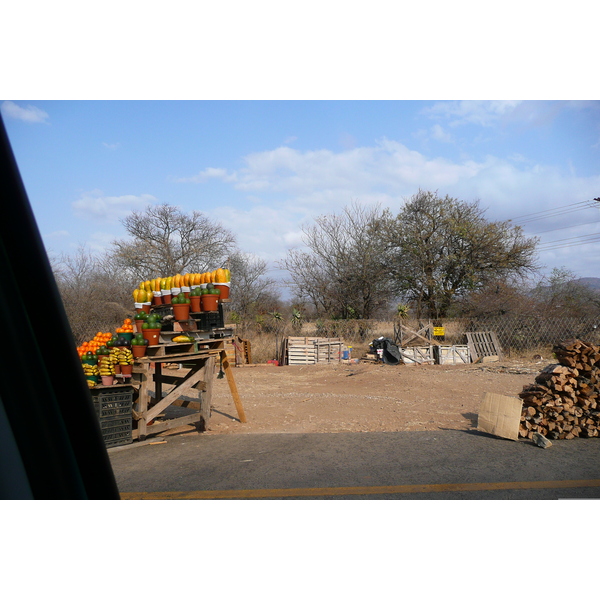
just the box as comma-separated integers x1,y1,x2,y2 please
91,386,134,448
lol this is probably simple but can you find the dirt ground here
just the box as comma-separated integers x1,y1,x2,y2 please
159,354,552,438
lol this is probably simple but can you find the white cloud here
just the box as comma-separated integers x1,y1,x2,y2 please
102,142,120,149
225,140,480,197
1,100,49,123
430,124,453,143
72,190,157,222
174,167,236,183
184,139,600,278
48,229,70,238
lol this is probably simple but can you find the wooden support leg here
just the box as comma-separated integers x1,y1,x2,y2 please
221,349,247,423
200,356,216,430
155,361,162,405
136,362,150,441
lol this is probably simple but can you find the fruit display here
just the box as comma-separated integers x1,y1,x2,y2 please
98,353,116,377
113,346,134,366
77,332,113,358
116,318,134,334
132,333,149,347
132,269,230,305
173,334,195,343
82,362,100,387
171,292,191,305
141,313,161,330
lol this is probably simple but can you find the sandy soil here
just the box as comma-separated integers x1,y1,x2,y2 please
160,355,550,437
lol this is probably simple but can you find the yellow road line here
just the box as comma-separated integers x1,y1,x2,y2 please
120,479,600,500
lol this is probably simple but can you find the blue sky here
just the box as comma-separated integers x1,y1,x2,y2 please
3,99,600,286
2,3,599,290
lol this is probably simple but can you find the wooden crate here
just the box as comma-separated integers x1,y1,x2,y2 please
284,337,342,365
315,341,343,363
399,346,434,365
435,345,471,365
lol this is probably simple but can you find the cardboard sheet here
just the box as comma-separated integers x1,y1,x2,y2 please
477,392,523,441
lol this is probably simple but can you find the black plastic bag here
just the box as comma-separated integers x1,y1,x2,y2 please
369,337,402,365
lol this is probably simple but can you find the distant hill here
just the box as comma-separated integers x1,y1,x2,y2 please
575,277,600,291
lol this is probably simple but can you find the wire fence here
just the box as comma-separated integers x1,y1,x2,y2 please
461,314,600,354
64,298,600,362
393,314,600,356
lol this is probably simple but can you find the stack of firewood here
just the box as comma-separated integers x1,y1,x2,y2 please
519,339,600,440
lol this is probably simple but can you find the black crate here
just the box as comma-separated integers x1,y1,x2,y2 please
91,386,134,420
192,309,224,331
90,386,133,447
101,420,132,448
98,416,131,432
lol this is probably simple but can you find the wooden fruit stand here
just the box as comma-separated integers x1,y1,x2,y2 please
131,336,246,441
83,272,245,446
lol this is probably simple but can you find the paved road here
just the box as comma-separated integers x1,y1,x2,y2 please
109,429,600,500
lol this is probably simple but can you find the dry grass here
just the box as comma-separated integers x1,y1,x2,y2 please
236,320,573,365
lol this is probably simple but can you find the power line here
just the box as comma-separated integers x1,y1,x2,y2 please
533,219,600,235
538,235,600,252
538,231,600,247
513,202,597,226
510,200,593,223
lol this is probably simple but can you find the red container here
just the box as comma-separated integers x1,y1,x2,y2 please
132,344,147,358
173,303,190,321
142,328,161,346
201,294,219,312
189,295,201,313
120,364,133,376
214,283,230,300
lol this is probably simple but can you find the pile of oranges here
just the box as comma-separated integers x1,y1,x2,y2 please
76,319,136,358
77,332,113,358
116,318,134,334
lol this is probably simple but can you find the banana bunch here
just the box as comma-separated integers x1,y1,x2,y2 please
82,363,99,377
113,347,134,366
87,379,97,388
98,355,116,377
108,347,121,364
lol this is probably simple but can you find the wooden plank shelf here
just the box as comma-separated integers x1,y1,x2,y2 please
145,342,195,357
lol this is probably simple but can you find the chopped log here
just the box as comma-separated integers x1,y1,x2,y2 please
520,339,600,440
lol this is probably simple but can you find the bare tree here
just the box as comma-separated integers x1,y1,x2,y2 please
280,202,395,319
108,203,237,280
384,190,539,319
52,246,135,343
227,252,280,329
531,267,600,317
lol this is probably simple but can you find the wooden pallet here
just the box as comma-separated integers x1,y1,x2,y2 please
283,337,343,365
435,345,471,364
465,331,503,362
